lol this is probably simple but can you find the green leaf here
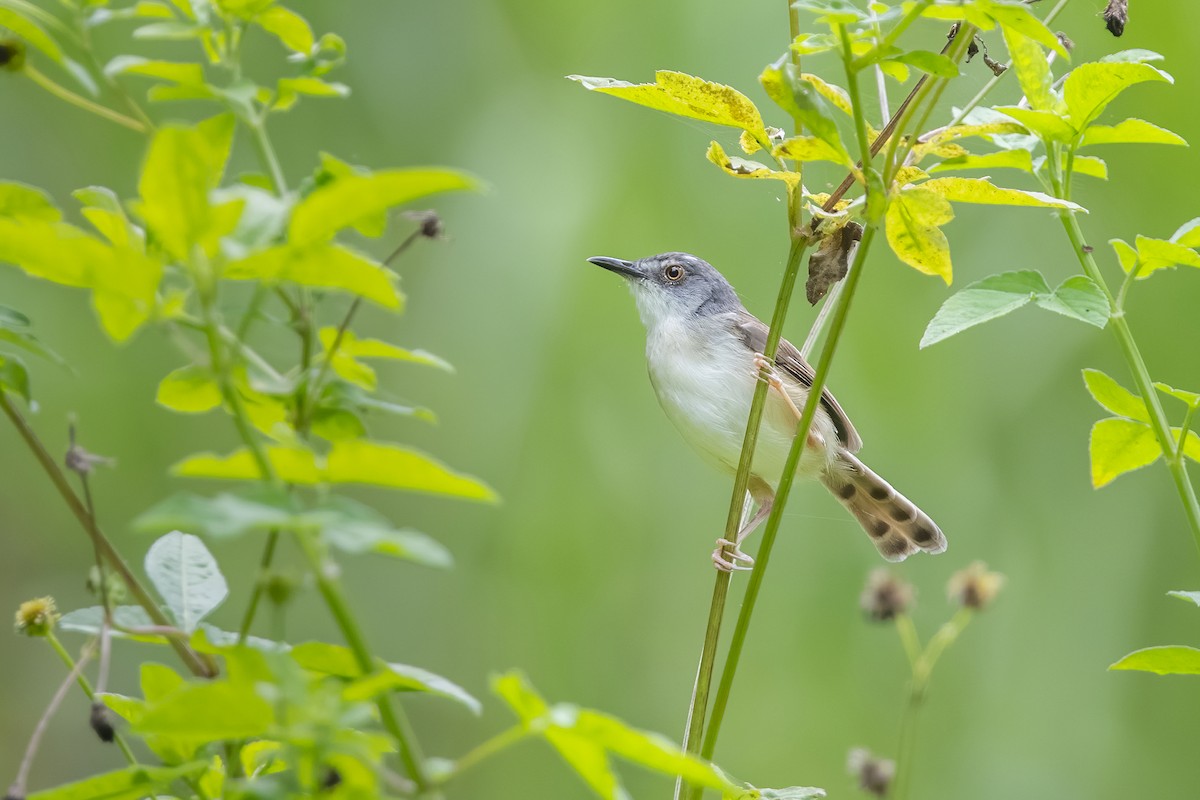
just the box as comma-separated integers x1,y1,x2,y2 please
134,490,296,540
0,305,29,328
994,106,1076,143
0,319,66,366
1070,155,1108,180
1090,417,1160,488
920,176,1083,210
796,72,852,116
0,7,63,63
1171,219,1200,248
1035,275,1109,328
0,181,60,221
288,167,476,246
343,663,481,714
105,55,205,85
772,135,852,167
316,495,452,567
1080,118,1187,147
135,680,274,739
1109,238,1138,273
706,141,801,186
74,186,141,248
920,270,1048,348
293,641,479,712
274,75,349,111
26,762,207,800
0,353,31,402
172,441,496,501
568,71,768,145
1110,645,1200,675
326,440,497,501
171,445,321,483
886,49,958,78
1131,235,1200,277
1000,26,1055,112
758,789,827,800
156,365,221,412
58,605,160,642
1155,382,1200,410
1083,369,1149,422
885,187,954,283
978,0,1068,56
319,327,452,371
1064,62,1173,130
929,150,1034,174
144,531,228,632
254,5,313,53
1167,590,1200,607
134,118,235,261
223,243,404,310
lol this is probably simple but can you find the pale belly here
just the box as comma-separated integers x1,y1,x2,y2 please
645,321,836,487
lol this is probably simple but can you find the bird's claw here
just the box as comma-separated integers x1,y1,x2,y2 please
712,538,755,572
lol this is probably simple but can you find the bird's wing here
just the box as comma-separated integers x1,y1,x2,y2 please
731,310,863,452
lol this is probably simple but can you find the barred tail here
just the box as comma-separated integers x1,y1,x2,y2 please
821,449,947,562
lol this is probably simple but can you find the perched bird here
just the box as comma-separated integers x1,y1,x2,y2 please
586,252,946,570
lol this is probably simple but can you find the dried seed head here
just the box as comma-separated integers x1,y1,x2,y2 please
265,572,298,606
64,424,115,475
847,747,895,797
860,568,914,622
1056,32,1076,53
948,561,1005,610
321,766,342,790
0,38,25,71
90,701,115,743
86,566,127,605
402,209,445,240
982,54,1007,77
1103,0,1128,36
15,596,59,636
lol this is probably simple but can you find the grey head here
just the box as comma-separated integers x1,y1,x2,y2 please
586,252,743,330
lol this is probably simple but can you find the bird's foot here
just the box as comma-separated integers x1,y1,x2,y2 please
752,352,783,389
712,538,755,572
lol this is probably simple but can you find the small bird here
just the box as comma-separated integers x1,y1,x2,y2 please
586,252,946,570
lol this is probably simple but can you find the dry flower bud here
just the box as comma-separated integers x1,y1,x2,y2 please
1103,0,1128,36
90,702,115,743
847,747,895,797
860,568,914,622
982,54,1007,77
402,209,445,240
15,597,59,636
948,561,1005,610
1056,32,1075,53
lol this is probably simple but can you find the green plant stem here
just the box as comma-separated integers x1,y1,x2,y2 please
0,390,214,678
894,613,921,669
237,528,280,642
293,532,434,794
23,64,147,133
677,232,812,798
698,225,879,782
1050,188,1200,554
46,632,140,766
248,119,288,195
892,608,972,800
443,725,531,784
851,0,934,71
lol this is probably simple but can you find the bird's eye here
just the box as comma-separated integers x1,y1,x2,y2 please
664,265,685,282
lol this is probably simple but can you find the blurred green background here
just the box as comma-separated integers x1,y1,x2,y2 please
3,1,1200,797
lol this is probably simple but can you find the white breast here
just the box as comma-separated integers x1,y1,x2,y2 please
644,317,833,486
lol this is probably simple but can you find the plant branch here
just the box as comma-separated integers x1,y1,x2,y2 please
442,725,531,784
699,224,879,777
46,632,140,766
7,642,95,799
0,390,214,678
23,64,147,133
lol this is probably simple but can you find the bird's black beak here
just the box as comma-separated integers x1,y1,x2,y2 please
587,256,644,280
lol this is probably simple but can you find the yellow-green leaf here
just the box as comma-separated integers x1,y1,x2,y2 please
798,72,852,115
1155,382,1200,410
1131,235,1200,277
1063,62,1172,130
1110,645,1200,676
568,71,768,144
0,8,63,63
318,327,452,371
1081,118,1187,147
26,762,207,800
773,135,853,167
254,5,313,53
288,168,476,246
885,187,954,283
706,141,800,186
921,177,1084,210
1071,155,1108,180
157,365,221,412
326,440,497,501
223,243,404,310
994,106,1077,143
1083,369,1148,422
1090,417,1161,488
0,181,60,221
929,150,1035,174
172,446,321,484
1000,26,1056,112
